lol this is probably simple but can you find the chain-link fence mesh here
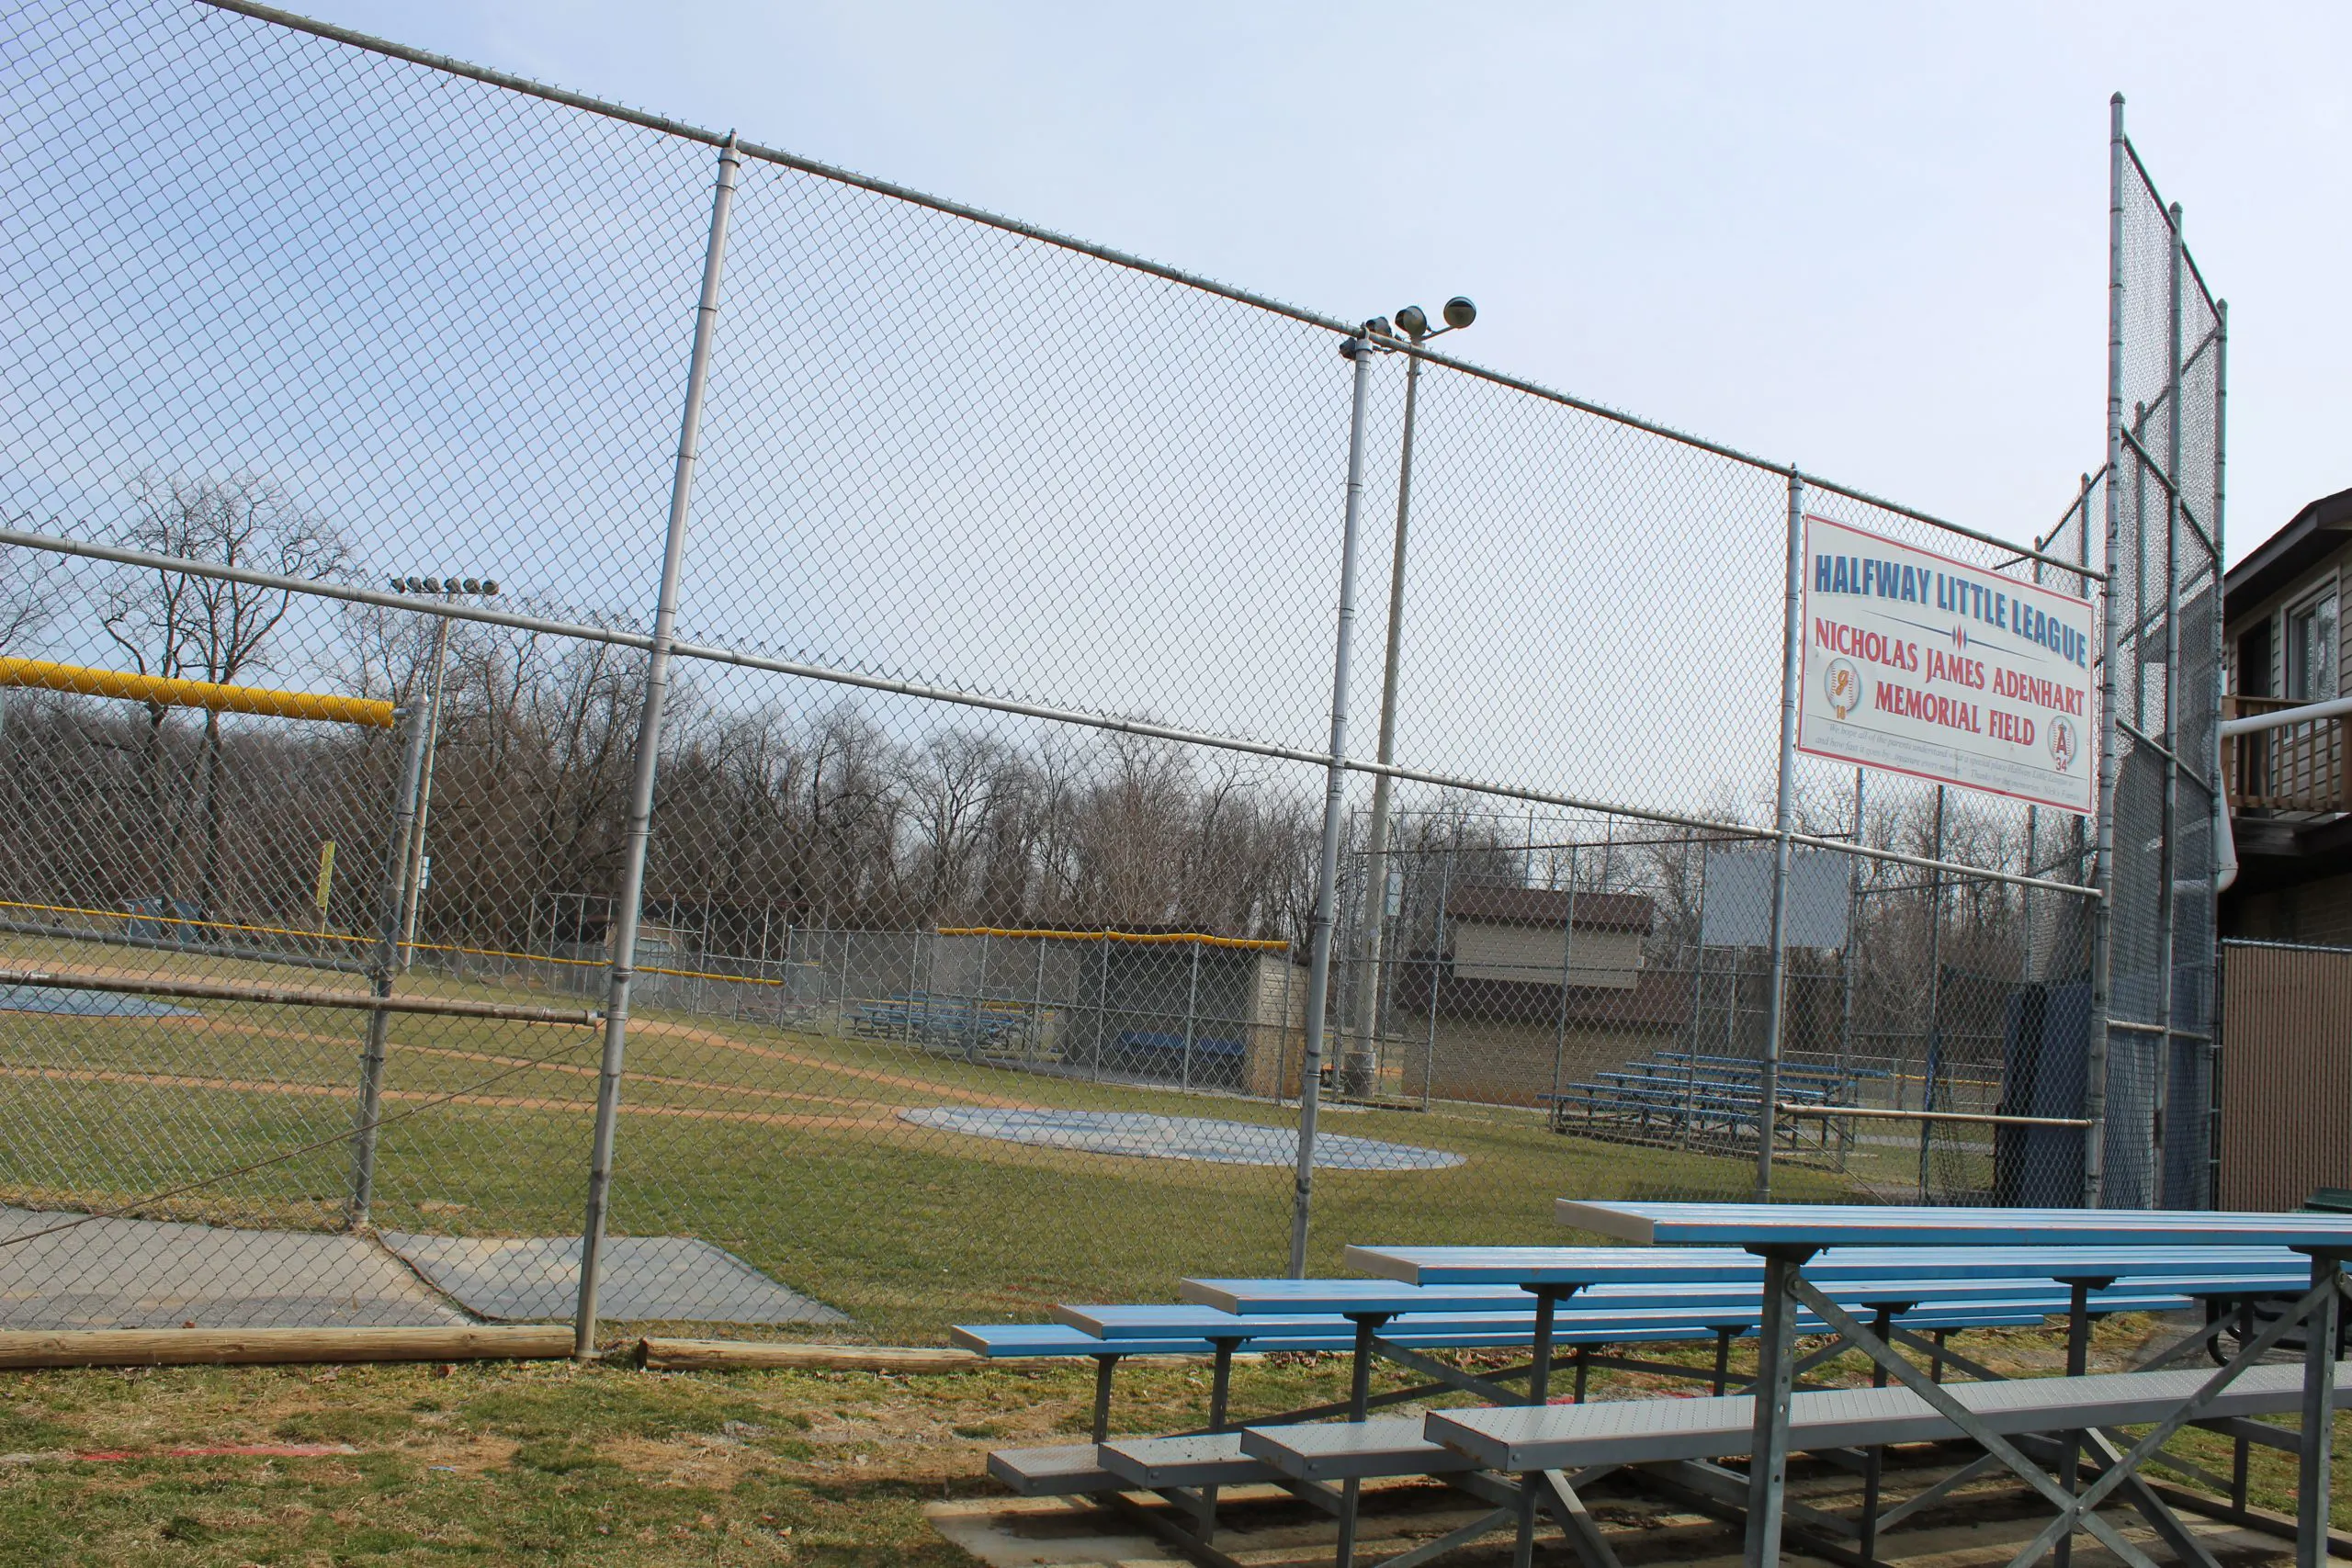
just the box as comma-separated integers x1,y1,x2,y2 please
0,1,2208,1348
2094,123,2224,1211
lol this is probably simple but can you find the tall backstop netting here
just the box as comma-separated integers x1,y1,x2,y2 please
0,2,2216,1345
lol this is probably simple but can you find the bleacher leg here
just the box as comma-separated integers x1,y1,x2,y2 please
1929,1329,1947,1382
1742,1246,1815,1568
1208,1340,1237,1432
2296,1250,2343,1568
1513,1290,1564,1568
1573,1345,1589,1404
1859,1305,1892,1562
1091,1354,1119,1444
1199,1337,1239,1543
1711,1327,1733,1395
2053,1279,2097,1568
1334,1314,1386,1568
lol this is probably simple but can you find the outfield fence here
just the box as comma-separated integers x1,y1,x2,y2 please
0,0,2219,1346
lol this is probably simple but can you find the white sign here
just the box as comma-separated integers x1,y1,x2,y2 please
1699,847,1852,950
1798,514,2097,815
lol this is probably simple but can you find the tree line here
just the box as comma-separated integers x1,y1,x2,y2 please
0,474,2083,1024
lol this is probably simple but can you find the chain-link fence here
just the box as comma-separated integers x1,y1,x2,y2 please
0,1,2211,1348
2087,100,2226,1211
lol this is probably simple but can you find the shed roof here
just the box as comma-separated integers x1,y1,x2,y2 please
2224,484,2352,626
1445,886,1655,934
1395,963,1691,1031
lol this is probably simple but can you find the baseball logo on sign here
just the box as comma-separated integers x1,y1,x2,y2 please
1824,658,1861,720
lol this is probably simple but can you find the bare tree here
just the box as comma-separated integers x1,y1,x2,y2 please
0,547,57,655
99,475,349,910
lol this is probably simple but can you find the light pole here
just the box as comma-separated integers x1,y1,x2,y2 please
388,573,501,972
1345,297,1474,1098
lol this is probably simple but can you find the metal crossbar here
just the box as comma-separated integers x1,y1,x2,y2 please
2011,1261,2342,1568
0,966,597,1025
1781,1275,2163,1568
0,525,2101,902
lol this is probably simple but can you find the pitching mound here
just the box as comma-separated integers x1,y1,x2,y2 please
898,1107,1464,1170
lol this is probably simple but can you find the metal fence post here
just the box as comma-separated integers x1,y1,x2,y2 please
1181,936,1201,1090
2152,198,2186,1209
346,700,432,1229
1839,769,1863,1072
572,134,741,1359
398,610,452,971
1548,846,1579,1104
1756,467,1805,1201
1423,833,1453,1109
1093,931,1110,1080
2086,94,2128,1208
905,929,923,1043
971,929,991,1058
1030,933,1047,1062
1349,335,1428,1092
1917,784,1946,1202
1289,325,1375,1278
2207,297,2228,1210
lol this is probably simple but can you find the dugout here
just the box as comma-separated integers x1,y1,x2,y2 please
939,928,1303,1098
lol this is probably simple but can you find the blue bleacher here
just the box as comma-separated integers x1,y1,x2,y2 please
849,991,1035,1053
1542,1046,1876,1149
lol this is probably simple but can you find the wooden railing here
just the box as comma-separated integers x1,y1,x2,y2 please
2226,694,2349,814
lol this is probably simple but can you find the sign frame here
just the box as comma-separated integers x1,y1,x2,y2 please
1796,513,2098,816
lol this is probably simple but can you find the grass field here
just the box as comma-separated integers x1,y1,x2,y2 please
3,934,1869,1343
0,1317,2340,1567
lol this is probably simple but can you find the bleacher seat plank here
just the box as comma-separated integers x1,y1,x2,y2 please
1557,1199,2352,1249
988,1441,1122,1496
1429,1361,2347,1473
1097,1431,1280,1489
1240,1416,1476,1483
1346,1241,2305,1287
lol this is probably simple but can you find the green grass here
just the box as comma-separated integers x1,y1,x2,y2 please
2,933,1862,1342
0,1321,2346,1566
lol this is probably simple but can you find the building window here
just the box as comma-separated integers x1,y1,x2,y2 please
2234,620,2273,698
2287,589,2338,702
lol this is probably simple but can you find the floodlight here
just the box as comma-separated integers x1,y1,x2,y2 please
424,578,442,593
461,578,481,594
1443,296,1476,330
482,581,500,596
1395,304,1430,339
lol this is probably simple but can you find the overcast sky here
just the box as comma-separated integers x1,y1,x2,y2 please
289,0,2347,567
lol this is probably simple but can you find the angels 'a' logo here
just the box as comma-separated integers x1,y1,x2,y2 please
1824,658,1861,720
2049,716,2078,773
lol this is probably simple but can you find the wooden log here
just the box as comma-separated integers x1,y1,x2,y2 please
635,1338,1209,1373
0,1324,573,1369
637,1338,985,1373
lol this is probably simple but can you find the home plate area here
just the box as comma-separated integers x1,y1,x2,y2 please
899,1107,1464,1171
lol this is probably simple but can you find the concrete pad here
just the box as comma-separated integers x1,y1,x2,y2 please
924,1496,1162,1568
924,1486,1501,1568
379,1233,847,1325
0,986,195,1018
0,1207,468,1329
